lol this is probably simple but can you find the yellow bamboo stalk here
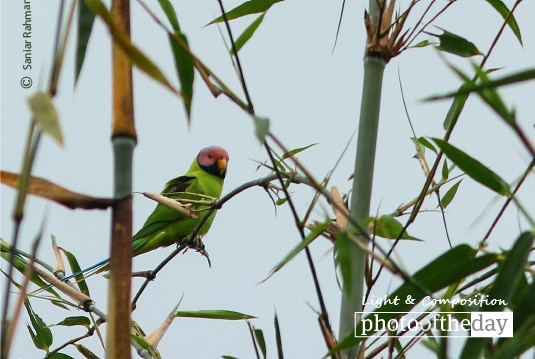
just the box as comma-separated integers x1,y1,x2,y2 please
107,0,136,358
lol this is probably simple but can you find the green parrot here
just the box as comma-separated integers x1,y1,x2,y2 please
63,146,229,280
132,145,229,256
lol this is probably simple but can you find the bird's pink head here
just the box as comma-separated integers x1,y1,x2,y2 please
197,146,229,179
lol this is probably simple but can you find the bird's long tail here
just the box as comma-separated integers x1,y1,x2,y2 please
60,257,110,282
28,257,110,297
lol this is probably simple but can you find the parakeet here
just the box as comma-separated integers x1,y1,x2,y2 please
132,145,228,256
63,146,229,280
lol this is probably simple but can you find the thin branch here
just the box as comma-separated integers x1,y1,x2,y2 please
398,70,452,248
480,159,535,246
131,243,187,308
45,327,97,358
263,141,333,342
216,0,254,114
247,321,262,359
332,0,347,53
404,0,453,49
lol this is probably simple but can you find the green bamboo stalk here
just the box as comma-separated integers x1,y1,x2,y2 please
107,0,136,358
338,1,386,357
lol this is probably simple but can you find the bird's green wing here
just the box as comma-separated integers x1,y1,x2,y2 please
162,175,196,195
132,175,198,255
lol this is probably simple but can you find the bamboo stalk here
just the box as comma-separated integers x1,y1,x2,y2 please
107,0,136,358
338,1,387,357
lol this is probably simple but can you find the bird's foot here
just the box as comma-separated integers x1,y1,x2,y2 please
182,236,211,267
198,249,211,267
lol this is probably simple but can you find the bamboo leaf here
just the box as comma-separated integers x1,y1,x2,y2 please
74,344,100,359
1,240,60,298
411,137,425,159
490,315,535,359
48,353,74,359
50,299,70,311
253,116,270,143
441,159,449,180
157,0,181,31
24,299,53,351
460,232,534,359
513,276,535,332
49,1,72,94
485,0,522,45
471,65,515,123
274,312,284,359
254,327,267,358
487,232,533,310
84,0,180,95
157,0,195,122
430,28,483,57
54,316,91,328
332,245,498,354
62,249,90,296
432,139,510,196
429,69,535,102
490,282,535,359
266,221,330,280
412,39,430,48
27,92,63,146
281,143,317,160
361,215,422,241
1,171,115,210
439,179,462,208
416,137,437,154
443,89,469,130
233,13,266,54
207,0,282,25
421,337,441,355
275,197,287,206
75,0,96,83
131,321,163,359
131,334,151,350
174,309,255,320
392,338,404,357
334,231,352,295
169,33,194,121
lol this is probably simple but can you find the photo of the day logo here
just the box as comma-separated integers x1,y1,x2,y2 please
355,311,513,338
469,312,513,337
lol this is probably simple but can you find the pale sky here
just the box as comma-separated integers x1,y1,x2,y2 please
2,0,535,358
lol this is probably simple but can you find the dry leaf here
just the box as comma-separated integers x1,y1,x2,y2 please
145,311,175,349
142,192,199,218
364,0,411,61
330,186,348,230
1,170,114,210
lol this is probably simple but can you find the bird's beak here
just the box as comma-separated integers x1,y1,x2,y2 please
217,158,227,176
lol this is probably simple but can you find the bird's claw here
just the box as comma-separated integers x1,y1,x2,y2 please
182,236,211,267
199,249,211,267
